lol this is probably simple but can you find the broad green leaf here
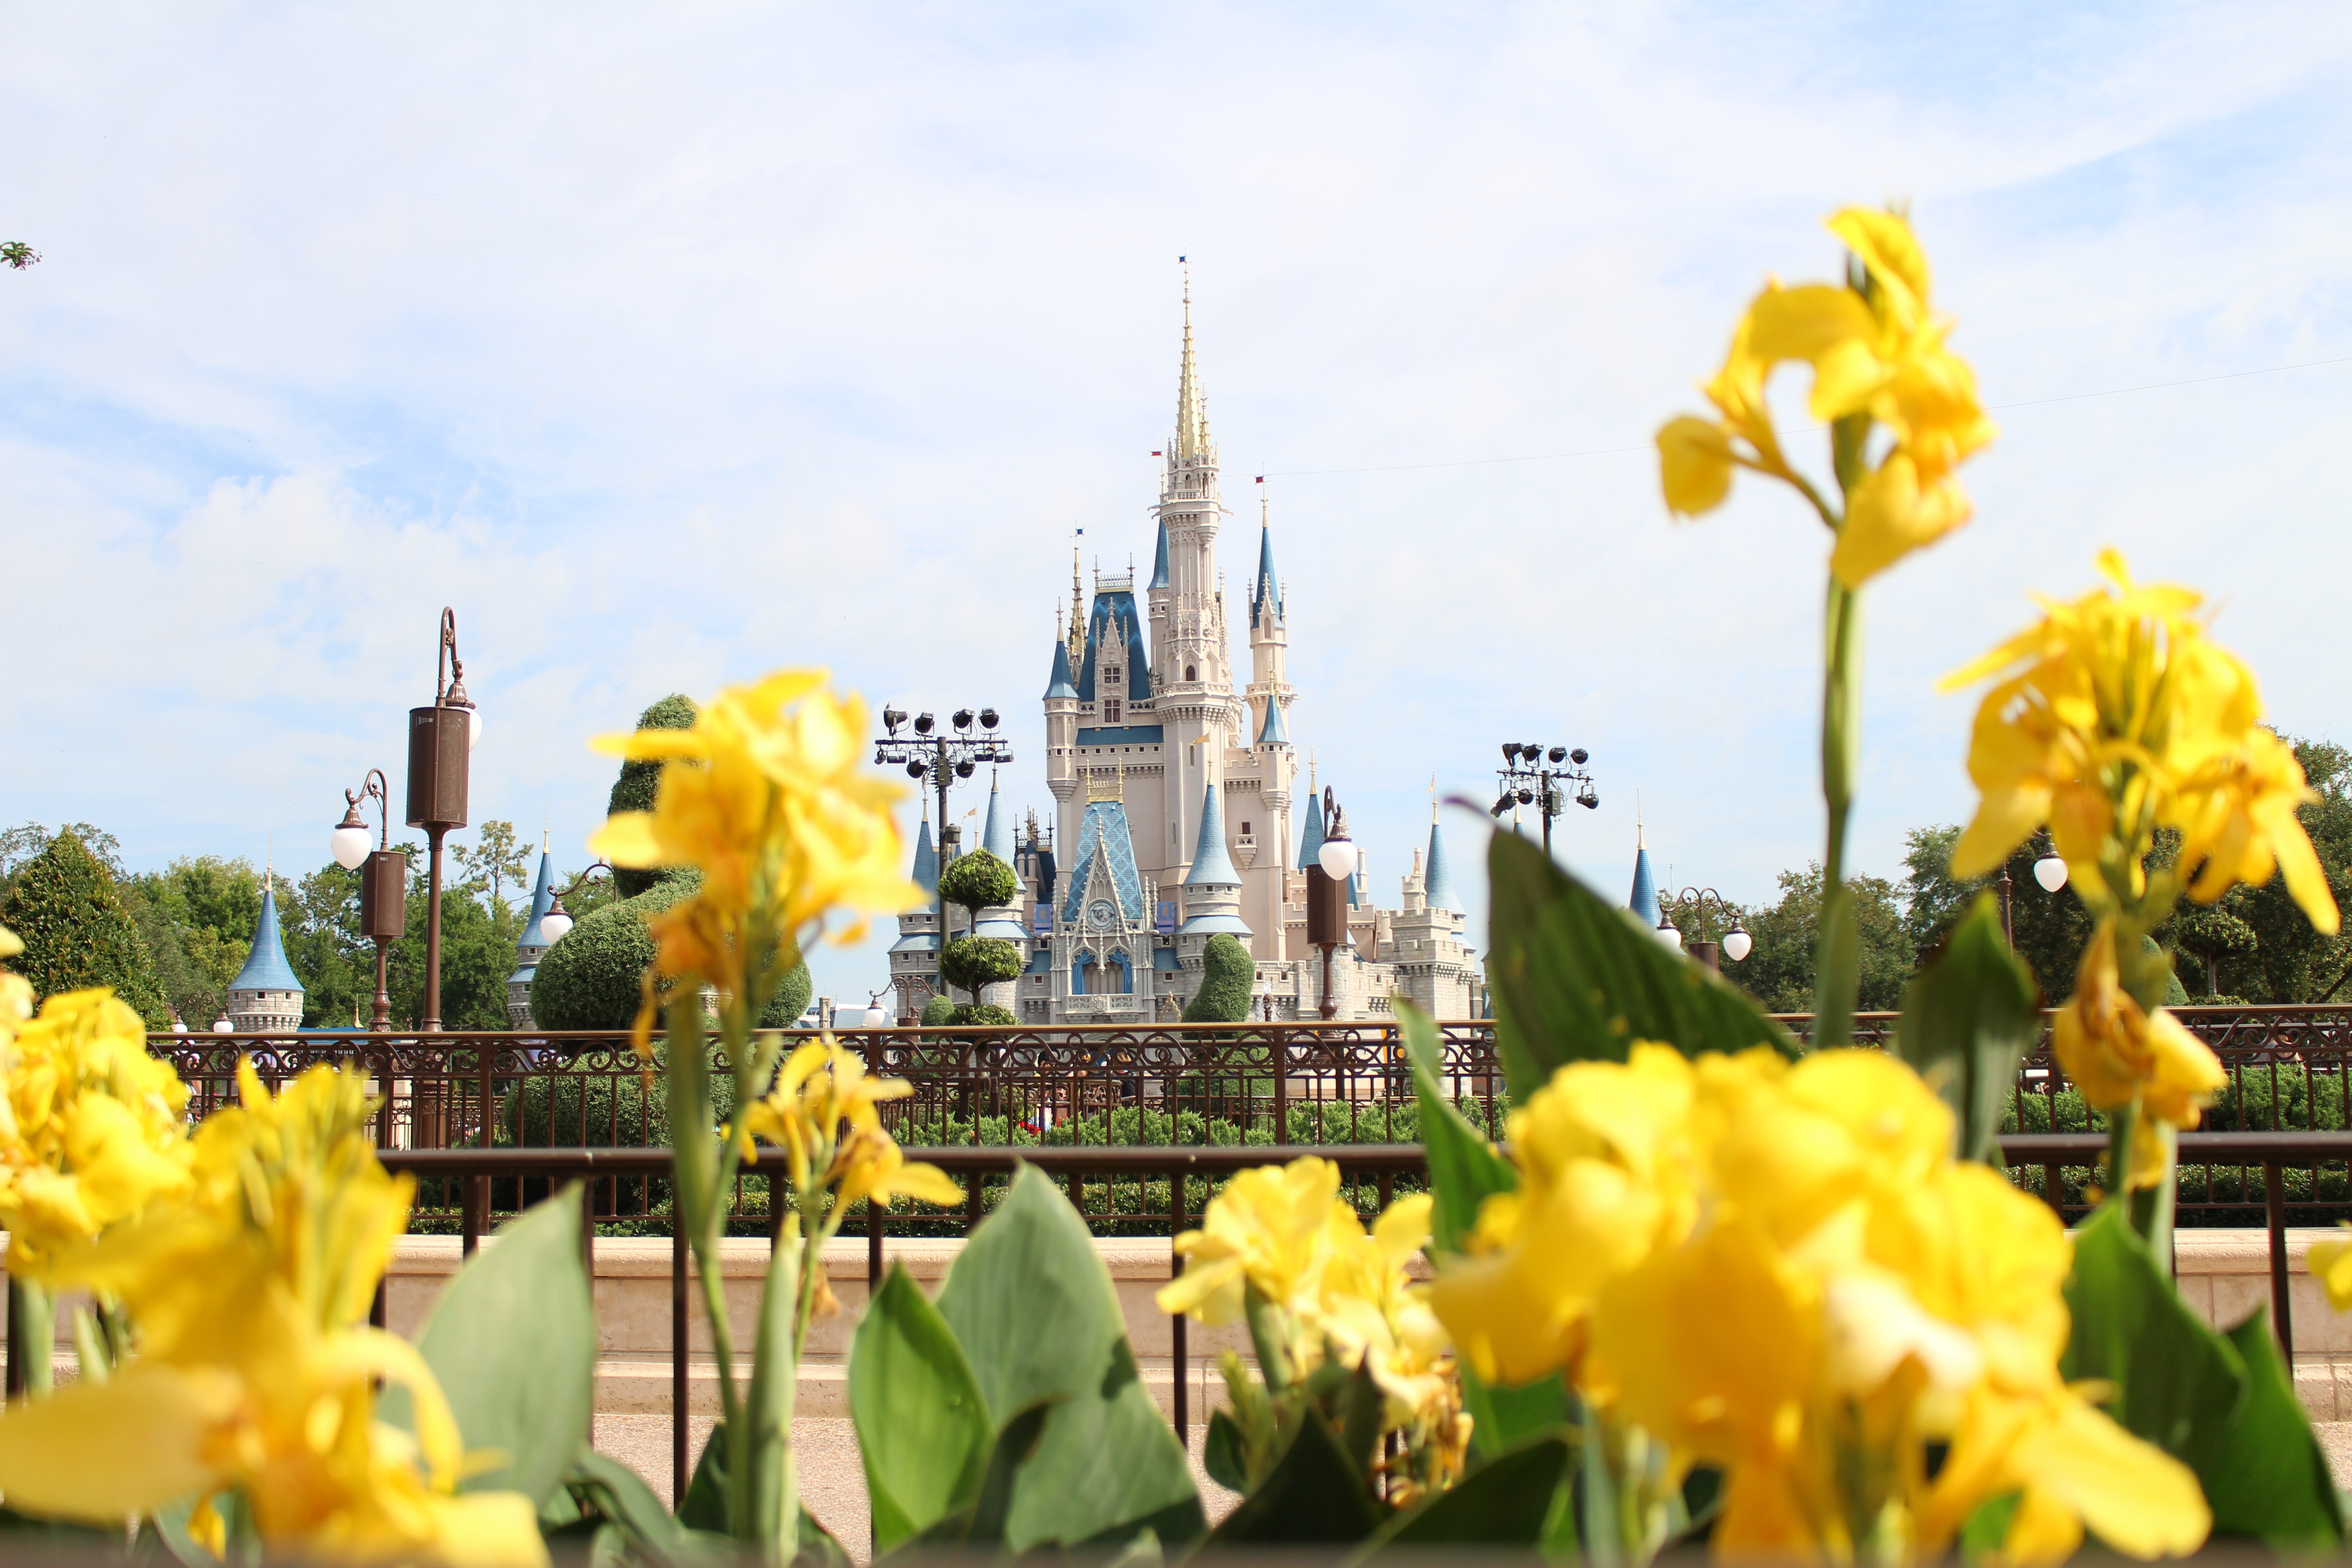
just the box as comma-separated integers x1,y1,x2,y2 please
382,1186,595,1507
679,1423,727,1533
851,1263,991,1550
564,1452,693,1567
1204,1415,1382,1547
2063,1205,2247,1481
1896,893,2039,1162
1357,1434,1571,1553
2203,1310,2344,1545
935,1166,1205,1551
1959,1493,2020,1561
1203,1410,1249,1494
1485,832,1794,1098
901,1401,1056,1551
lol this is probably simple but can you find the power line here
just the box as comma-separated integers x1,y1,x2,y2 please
1259,351,2352,479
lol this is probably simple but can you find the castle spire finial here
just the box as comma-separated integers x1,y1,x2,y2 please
1173,257,1211,469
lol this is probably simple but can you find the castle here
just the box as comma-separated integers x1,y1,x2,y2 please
887,281,1481,1023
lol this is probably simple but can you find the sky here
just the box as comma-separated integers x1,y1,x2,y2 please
4,2,2349,1007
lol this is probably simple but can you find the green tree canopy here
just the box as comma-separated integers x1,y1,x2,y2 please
1182,932,1254,1023
1719,863,1908,1014
608,695,697,899
1,828,165,1022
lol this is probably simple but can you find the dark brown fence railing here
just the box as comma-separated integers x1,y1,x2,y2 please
149,1005,2352,1230
360,1131,2343,1501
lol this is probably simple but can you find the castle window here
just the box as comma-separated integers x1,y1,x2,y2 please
1241,822,1252,835
1185,664,1196,681
1104,698,1122,723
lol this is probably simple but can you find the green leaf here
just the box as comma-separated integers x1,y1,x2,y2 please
2063,1205,2247,1477
1357,1434,1572,1553
679,1424,728,1534
1204,1415,1382,1546
1485,831,1795,1098
1959,1492,2020,1561
1896,893,2039,1162
565,1451,693,1566
934,1166,1204,1552
850,1263,992,1550
1398,1001,1512,1254
901,1401,1057,1551
381,1186,595,1508
1203,1410,1249,1494
2203,1310,2345,1545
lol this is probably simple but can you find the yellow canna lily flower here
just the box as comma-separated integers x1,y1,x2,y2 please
0,1064,545,1564
1158,1156,1354,1329
2308,1224,2352,1314
736,1037,960,1215
2052,923,2226,1189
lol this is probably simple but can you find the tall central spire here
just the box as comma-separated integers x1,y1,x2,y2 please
1173,260,1213,470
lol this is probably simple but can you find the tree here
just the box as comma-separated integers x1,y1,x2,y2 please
936,850,1021,1008
282,863,371,1029
0,829,166,1022
453,820,531,912
1899,825,2093,1004
1182,932,1254,1023
124,855,263,1029
1721,863,1909,1014
608,695,697,899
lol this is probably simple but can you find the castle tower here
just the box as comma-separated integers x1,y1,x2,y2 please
1387,811,1476,1016
887,818,944,1019
507,843,558,1027
226,874,304,1034
970,774,1028,945
1245,493,1291,739
1630,819,1661,927
1177,771,1250,944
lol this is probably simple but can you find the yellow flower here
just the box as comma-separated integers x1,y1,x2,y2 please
1655,208,1994,588
1943,550,2337,936
2308,1224,2352,1314
1157,1156,1355,1329
2052,924,2226,1188
737,1038,961,1211
1442,1044,2208,1563
0,987,194,1273
0,1064,545,1564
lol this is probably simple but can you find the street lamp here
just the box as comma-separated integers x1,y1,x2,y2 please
874,702,1013,1001
535,861,613,946
1491,743,1598,858
330,768,407,1030
1306,786,1358,1019
1661,887,1749,972
405,608,477,1032
2034,854,2069,892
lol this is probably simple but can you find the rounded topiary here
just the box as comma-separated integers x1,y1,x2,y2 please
529,869,697,1031
2,828,166,1022
1183,931,1255,1024
920,994,954,1026
608,694,698,898
759,958,816,1028
937,850,1018,915
947,1003,1016,1026
938,935,1022,997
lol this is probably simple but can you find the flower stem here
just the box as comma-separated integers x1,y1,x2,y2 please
1813,578,1865,1049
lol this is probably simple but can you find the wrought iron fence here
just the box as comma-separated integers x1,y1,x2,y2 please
150,1004,2352,1228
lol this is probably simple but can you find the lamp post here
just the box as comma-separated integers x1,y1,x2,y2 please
535,861,613,946
1305,786,1359,1019
1657,886,1751,973
874,705,1013,1004
1490,743,1598,858
329,768,407,1031
404,608,479,1032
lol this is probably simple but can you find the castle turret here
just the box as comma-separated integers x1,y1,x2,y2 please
1630,821,1661,928
887,819,944,1019
1178,774,1250,940
507,843,557,1027
1245,496,1291,741
1425,819,1464,917
227,876,304,1034
971,774,1028,942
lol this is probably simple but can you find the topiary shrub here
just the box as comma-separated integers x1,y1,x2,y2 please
1182,931,1254,1024
529,869,694,1031
947,1003,1016,1026
759,959,815,1028
608,694,697,898
937,849,1018,915
2,828,165,1022
920,994,954,1026
938,935,1022,997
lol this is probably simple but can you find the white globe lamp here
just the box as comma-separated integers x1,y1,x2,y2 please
1656,914,1684,950
2034,854,2069,893
1722,925,1754,963
1318,833,1358,881
864,1001,888,1028
211,1014,234,1035
538,896,574,944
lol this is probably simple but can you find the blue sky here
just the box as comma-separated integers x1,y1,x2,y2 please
4,2,2348,1005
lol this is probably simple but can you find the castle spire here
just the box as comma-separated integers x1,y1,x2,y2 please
1173,260,1212,469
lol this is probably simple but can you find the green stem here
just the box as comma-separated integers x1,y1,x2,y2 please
1813,578,1864,1049
2105,1098,2138,1215
2129,1116,2177,1268
1243,1285,1293,1395
10,1275,52,1397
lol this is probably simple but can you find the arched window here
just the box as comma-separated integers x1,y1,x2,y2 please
1110,953,1135,995
1072,954,1096,996
1185,664,1196,681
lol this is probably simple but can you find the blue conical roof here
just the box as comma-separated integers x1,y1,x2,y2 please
1256,696,1288,746
1183,785,1241,888
911,820,939,896
230,882,304,994
1296,791,1325,871
518,849,557,947
1629,832,1660,927
1251,524,1282,624
1044,637,1078,701
982,777,1015,862
1150,521,1170,591
1425,822,1463,915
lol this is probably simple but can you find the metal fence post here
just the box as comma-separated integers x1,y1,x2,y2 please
672,1208,689,1504
1273,1027,1289,1146
1170,1156,1188,1446
2266,1158,2294,1360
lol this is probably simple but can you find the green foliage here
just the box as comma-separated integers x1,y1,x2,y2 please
933,1166,1204,1549
1485,832,1793,1097
2063,1205,2341,1547
921,994,955,1026
947,1003,1017,1025
528,869,700,1031
1182,932,1254,1023
453,819,533,911
851,1264,991,1549
939,934,1021,996
608,695,697,898
1203,1412,1378,1546
1724,860,1910,1013
1368,1434,1573,1549
2164,737,2352,1001
382,1190,595,1507
1,828,165,1022
937,849,1019,916
761,959,814,1028
1895,894,2038,1163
